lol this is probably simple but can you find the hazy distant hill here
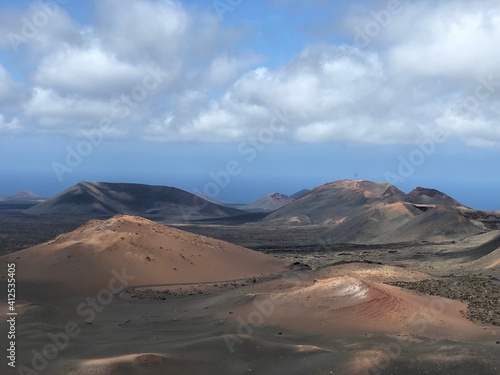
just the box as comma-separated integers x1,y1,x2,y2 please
27,182,245,222
0,190,43,202
197,192,297,212
290,189,311,200
243,192,294,212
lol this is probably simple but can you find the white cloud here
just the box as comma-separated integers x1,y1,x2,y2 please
94,0,190,64
167,1,500,146
0,2,79,53
24,87,111,129
34,44,156,97
0,64,24,118
0,0,499,146
0,115,20,133
385,1,500,80
437,99,500,146
165,45,418,144
0,64,14,101
204,54,263,87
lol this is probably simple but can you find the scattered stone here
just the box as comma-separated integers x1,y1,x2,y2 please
290,261,312,271
388,276,500,326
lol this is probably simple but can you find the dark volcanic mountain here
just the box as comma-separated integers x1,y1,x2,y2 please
406,187,465,207
27,182,244,222
263,180,485,243
322,203,482,244
265,180,407,224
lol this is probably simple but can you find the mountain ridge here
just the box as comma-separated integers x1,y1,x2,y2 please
27,181,245,222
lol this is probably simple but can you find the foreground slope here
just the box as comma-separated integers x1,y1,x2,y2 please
227,263,498,341
27,181,244,222
2,215,287,297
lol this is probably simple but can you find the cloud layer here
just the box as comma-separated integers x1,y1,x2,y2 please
0,0,499,146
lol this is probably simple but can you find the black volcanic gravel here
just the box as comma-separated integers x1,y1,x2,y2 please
388,276,500,326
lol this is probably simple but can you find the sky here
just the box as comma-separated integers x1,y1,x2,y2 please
0,0,499,209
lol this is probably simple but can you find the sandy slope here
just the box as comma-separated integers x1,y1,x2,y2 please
1,215,288,298
466,247,500,269
1,259,498,374
66,263,496,374
224,263,499,341
2,217,499,374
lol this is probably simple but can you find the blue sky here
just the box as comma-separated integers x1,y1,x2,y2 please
0,0,499,209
